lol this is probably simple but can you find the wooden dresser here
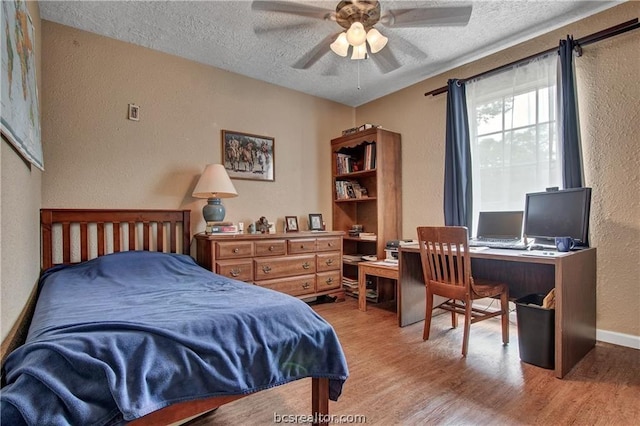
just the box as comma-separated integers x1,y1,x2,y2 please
194,232,344,300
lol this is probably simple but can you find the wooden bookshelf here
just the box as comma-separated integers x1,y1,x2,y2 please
331,128,402,296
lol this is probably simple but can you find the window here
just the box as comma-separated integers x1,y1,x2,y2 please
466,53,562,235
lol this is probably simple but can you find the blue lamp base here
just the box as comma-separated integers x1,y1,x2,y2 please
202,198,226,222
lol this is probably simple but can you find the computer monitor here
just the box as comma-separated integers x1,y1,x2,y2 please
523,187,592,247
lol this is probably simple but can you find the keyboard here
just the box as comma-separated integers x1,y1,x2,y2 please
468,239,530,250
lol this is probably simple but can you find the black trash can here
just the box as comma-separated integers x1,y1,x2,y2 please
515,294,555,369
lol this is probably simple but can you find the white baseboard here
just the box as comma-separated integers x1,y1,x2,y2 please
596,329,640,350
470,300,639,350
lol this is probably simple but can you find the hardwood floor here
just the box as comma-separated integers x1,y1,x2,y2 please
190,298,639,425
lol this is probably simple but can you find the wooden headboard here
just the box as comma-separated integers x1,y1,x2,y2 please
41,209,191,270
1,209,191,368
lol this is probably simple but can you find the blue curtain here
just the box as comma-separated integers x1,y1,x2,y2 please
443,79,473,231
559,36,584,188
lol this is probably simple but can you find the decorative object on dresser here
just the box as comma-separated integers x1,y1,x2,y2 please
285,216,299,232
256,216,271,233
192,164,238,223
331,127,401,299
205,221,238,234
195,232,344,301
222,130,275,182
308,213,324,231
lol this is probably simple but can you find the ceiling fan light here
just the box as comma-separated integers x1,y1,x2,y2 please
346,22,367,46
330,32,349,57
351,43,367,60
366,28,388,53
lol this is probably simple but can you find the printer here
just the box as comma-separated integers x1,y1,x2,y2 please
384,240,417,263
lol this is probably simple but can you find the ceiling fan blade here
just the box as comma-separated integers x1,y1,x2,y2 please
381,6,473,28
252,1,334,21
254,22,312,36
292,33,339,70
369,48,401,74
387,34,427,60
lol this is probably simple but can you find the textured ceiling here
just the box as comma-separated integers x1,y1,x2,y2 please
39,1,622,107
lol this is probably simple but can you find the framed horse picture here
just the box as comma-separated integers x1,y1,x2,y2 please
222,130,275,182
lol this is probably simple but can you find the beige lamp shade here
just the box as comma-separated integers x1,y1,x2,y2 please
192,164,238,199
192,164,238,223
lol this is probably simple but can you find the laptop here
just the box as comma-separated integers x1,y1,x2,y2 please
469,211,528,249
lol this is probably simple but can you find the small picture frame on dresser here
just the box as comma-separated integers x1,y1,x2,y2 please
285,216,299,232
308,213,324,231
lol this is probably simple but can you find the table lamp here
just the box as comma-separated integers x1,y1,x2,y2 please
192,164,238,222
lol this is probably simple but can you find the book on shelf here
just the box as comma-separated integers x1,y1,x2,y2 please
343,254,365,263
358,232,377,241
335,180,368,200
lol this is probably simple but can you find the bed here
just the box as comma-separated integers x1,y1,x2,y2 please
1,209,348,425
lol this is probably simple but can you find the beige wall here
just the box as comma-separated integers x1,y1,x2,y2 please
1,1,42,342
40,21,353,236
356,2,640,337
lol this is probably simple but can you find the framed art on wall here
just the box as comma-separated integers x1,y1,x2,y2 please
0,0,43,170
222,130,274,182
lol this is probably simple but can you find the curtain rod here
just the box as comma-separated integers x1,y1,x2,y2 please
424,18,639,97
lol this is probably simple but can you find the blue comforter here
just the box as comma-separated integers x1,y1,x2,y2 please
1,251,348,425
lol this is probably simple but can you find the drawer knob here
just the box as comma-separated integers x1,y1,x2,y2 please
300,244,305,249
302,282,310,289
233,248,239,253
326,278,334,285
269,245,274,251
326,259,333,265
328,242,334,247
302,262,310,270
230,268,241,277
262,265,272,273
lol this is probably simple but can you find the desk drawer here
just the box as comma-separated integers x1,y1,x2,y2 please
316,252,341,272
254,255,316,280
317,270,341,291
216,260,253,282
216,241,254,259
255,239,286,256
288,238,317,254
316,237,341,252
256,274,316,297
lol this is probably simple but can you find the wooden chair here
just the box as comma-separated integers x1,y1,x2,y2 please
416,226,509,356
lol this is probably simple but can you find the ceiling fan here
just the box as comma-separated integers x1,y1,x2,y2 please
252,1,473,73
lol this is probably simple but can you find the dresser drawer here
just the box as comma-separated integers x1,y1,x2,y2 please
288,238,317,254
316,252,341,272
255,239,286,256
254,254,316,280
216,260,253,282
317,270,341,291
256,274,316,297
216,241,254,259
316,237,341,252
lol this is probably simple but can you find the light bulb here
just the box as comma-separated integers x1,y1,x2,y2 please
351,43,367,60
346,22,367,46
366,28,388,53
330,33,349,57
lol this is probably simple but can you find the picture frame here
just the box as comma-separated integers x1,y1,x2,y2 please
222,130,274,182
285,216,299,232
308,213,324,231
1,1,43,170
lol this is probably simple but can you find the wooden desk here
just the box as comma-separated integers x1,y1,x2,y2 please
399,246,597,379
358,261,399,319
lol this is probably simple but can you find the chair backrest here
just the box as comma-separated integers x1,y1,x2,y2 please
416,226,472,298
